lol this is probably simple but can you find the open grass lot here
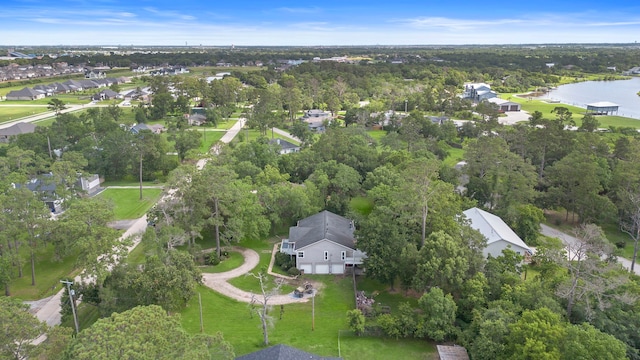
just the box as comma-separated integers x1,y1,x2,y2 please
212,119,238,130
178,66,265,77
443,146,466,168
367,129,387,141
235,129,298,144
0,106,49,123
102,179,163,187
199,130,225,153
9,244,80,300
181,276,435,359
227,237,282,293
356,277,419,311
98,188,163,220
503,94,640,129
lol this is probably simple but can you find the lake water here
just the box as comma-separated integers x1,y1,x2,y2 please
538,77,640,119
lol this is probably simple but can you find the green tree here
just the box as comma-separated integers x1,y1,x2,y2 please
64,305,234,360
505,308,565,360
47,98,67,115
347,309,366,336
174,129,202,162
416,287,458,341
0,297,47,360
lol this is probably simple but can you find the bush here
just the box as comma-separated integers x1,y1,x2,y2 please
275,252,295,271
287,267,301,276
615,241,626,249
206,252,220,266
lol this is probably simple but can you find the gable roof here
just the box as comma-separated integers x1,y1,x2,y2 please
6,87,41,98
290,210,356,250
437,345,470,360
463,207,530,252
269,138,300,150
235,344,342,360
0,122,36,136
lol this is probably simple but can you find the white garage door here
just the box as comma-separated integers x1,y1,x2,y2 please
299,264,312,274
315,264,330,274
331,264,344,274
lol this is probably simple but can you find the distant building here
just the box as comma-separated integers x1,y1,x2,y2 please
462,83,497,102
301,109,332,132
463,207,532,258
586,102,619,115
486,98,521,112
5,87,45,101
236,344,342,360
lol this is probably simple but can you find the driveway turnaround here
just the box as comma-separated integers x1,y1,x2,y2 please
201,248,310,305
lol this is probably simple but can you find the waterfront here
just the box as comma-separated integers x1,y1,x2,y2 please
539,77,640,119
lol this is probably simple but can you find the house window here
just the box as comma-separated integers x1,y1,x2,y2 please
341,251,346,261
324,251,329,261
297,251,304,258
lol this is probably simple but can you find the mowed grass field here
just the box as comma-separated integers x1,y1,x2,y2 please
98,188,163,220
0,106,49,123
181,279,435,359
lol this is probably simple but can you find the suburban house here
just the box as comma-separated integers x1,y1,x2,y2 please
301,109,332,132
235,344,342,360
131,123,165,134
15,173,102,213
462,83,497,102
0,122,36,143
486,98,521,112
92,89,121,101
269,138,300,154
463,207,532,258
280,210,366,274
187,113,207,126
5,87,45,100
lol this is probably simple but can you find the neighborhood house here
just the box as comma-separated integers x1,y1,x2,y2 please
280,210,366,274
463,207,532,258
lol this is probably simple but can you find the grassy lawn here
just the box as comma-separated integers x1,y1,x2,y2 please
0,106,50,123
227,237,282,292
102,179,163,187
212,119,238,130
98,188,163,220
367,129,387,141
235,129,296,144
199,130,225,153
9,244,80,300
200,251,245,273
356,277,420,311
181,276,435,359
443,146,466,168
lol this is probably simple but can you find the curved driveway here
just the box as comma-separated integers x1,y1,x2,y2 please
201,248,309,305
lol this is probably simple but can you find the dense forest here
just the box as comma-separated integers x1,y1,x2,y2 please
2,48,640,359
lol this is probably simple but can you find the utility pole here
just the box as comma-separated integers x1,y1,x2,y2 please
312,291,315,331
198,292,204,333
61,280,79,334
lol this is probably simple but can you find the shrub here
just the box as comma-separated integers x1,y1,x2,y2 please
287,267,301,276
615,241,626,249
206,252,220,266
275,252,295,271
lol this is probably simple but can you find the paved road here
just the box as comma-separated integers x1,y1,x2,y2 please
196,118,245,170
201,248,309,305
32,215,148,328
540,224,640,276
0,103,98,130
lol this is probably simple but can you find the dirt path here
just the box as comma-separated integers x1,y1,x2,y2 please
201,248,310,305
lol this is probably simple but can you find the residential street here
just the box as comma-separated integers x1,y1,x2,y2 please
540,224,640,276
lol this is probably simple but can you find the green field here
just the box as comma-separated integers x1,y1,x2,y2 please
98,188,163,220
0,106,49,123
1,94,93,105
181,278,435,359
199,130,225,153
235,129,298,144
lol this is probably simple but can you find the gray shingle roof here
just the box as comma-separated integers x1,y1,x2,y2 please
0,122,36,136
290,210,356,250
269,138,299,150
6,87,41,98
236,344,342,360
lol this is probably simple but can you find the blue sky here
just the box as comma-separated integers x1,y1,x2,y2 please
2,0,640,45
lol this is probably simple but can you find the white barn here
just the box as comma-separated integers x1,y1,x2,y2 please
463,207,531,258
